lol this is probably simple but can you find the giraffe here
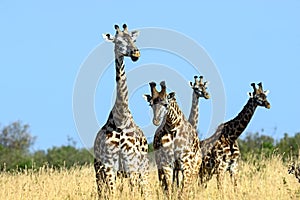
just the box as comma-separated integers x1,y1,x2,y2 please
173,75,210,187
144,81,202,199
188,75,210,129
288,162,300,183
199,82,271,189
94,24,150,199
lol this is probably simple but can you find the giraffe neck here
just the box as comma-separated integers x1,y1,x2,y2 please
112,56,131,125
165,101,184,130
226,98,258,141
188,92,199,129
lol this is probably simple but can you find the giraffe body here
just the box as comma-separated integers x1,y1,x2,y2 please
199,124,240,189
94,24,150,198
199,82,271,189
144,81,201,199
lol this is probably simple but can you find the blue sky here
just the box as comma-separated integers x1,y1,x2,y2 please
1,1,299,150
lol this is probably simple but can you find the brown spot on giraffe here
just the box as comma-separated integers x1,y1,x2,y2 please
125,132,134,137
106,132,113,139
127,138,135,145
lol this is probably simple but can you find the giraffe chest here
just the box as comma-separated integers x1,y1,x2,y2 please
154,123,197,151
101,117,139,145
113,124,138,140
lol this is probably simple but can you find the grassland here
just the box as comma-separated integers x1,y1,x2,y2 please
0,155,299,200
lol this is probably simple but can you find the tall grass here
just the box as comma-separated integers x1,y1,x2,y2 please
0,155,299,200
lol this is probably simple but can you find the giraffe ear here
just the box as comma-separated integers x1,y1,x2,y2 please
143,94,151,102
264,90,270,96
102,33,114,42
130,30,140,42
248,92,253,97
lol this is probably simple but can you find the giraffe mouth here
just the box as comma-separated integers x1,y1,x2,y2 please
153,118,161,126
265,102,271,109
204,93,210,99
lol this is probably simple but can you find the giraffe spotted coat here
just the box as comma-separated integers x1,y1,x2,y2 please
199,82,270,189
94,24,150,199
144,81,201,199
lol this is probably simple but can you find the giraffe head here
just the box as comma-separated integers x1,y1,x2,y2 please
144,81,175,126
249,82,271,109
288,162,296,174
103,24,140,61
190,75,210,99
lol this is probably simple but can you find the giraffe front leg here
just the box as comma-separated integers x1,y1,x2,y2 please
216,171,224,190
106,167,117,197
177,156,192,199
230,161,239,191
173,168,180,188
127,158,151,199
173,160,183,188
231,172,238,192
139,171,152,199
161,165,173,199
138,154,152,199
216,163,227,191
128,171,139,195
216,159,228,191
198,165,209,188
179,168,192,200
94,158,105,198
94,159,117,199
199,154,215,188
157,168,164,183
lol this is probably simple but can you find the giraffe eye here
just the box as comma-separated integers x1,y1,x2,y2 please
149,101,153,106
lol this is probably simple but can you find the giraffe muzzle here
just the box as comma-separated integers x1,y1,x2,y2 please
130,49,140,62
204,93,210,99
153,119,161,126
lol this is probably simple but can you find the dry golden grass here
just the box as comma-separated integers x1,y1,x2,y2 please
1,155,300,200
